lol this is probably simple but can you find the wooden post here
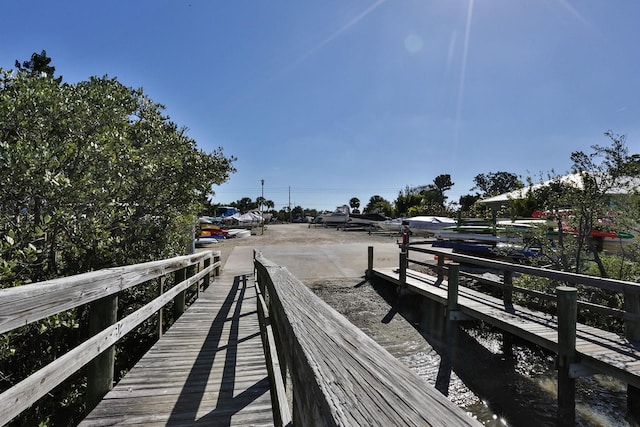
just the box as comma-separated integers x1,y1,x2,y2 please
203,256,211,290
367,246,374,279
174,267,186,319
187,264,196,300
502,331,514,359
628,385,640,419
503,270,513,307
157,276,165,339
87,293,118,410
447,263,460,317
214,252,221,277
625,289,640,416
399,251,407,296
195,261,201,298
624,289,640,342
437,254,445,285
402,230,410,251
557,286,577,426
443,262,461,386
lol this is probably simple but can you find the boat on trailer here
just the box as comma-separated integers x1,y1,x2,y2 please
403,216,457,236
348,212,388,227
317,205,350,226
378,218,404,233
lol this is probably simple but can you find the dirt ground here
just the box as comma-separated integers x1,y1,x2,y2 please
202,223,638,426
200,223,426,354
204,222,403,271
203,222,438,370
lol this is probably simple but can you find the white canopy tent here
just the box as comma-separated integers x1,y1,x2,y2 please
222,212,264,226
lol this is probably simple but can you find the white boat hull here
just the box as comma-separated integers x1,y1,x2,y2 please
404,216,457,236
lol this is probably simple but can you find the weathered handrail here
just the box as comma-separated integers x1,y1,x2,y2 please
254,273,292,427
402,242,640,339
370,242,640,423
0,250,221,426
253,251,481,426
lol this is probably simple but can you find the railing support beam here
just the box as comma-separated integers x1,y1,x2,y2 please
557,286,577,426
174,268,187,319
87,293,118,410
398,251,407,297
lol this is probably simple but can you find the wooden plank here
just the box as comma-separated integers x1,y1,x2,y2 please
406,245,640,294
0,251,220,334
373,266,640,389
257,255,480,426
256,283,292,426
0,264,216,426
80,267,274,426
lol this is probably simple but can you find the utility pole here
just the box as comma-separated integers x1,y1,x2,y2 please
288,186,292,223
261,179,264,235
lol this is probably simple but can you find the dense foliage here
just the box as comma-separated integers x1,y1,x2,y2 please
0,56,235,425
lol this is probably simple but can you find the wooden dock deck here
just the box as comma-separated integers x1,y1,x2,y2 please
371,266,640,389
78,245,483,427
80,256,274,426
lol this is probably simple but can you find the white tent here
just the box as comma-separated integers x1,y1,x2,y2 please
223,212,263,226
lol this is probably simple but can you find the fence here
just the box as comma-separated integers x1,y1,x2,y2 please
0,250,220,425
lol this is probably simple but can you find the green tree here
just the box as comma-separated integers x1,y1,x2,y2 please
566,131,638,276
523,132,639,276
264,199,275,212
394,186,422,217
432,173,454,206
0,59,236,425
458,194,480,213
292,205,304,218
15,49,62,84
364,195,393,216
349,197,360,214
472,171,523,197
395,176,455,218
256,196,266,212
234,197,254,212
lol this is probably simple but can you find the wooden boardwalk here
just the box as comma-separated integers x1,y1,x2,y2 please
80,253,274,426
372,266,640,389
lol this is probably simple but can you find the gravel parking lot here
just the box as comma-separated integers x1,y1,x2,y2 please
206,222,403,272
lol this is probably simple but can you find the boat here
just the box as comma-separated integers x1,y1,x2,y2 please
428,218,543,259
217,206,241,218
200,226,228,237
227,229,251,238
433,222,536,244
378,218,404,233
432,239,539,259
194,237,220,247
433,229,524,244
348,212,388,227
317,205,350,226
403,216,457,236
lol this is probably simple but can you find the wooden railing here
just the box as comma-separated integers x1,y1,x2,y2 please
395,241,640,340
368,241,640,424
253,251,481,427
0,250,221,426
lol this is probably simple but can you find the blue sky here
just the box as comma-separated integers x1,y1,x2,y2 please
2,1,639,212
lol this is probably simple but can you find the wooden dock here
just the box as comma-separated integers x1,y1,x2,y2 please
80,246,483,427
80,258,274,426
371,266,640,389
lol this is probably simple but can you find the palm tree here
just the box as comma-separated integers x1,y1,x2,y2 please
265,200,275,212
